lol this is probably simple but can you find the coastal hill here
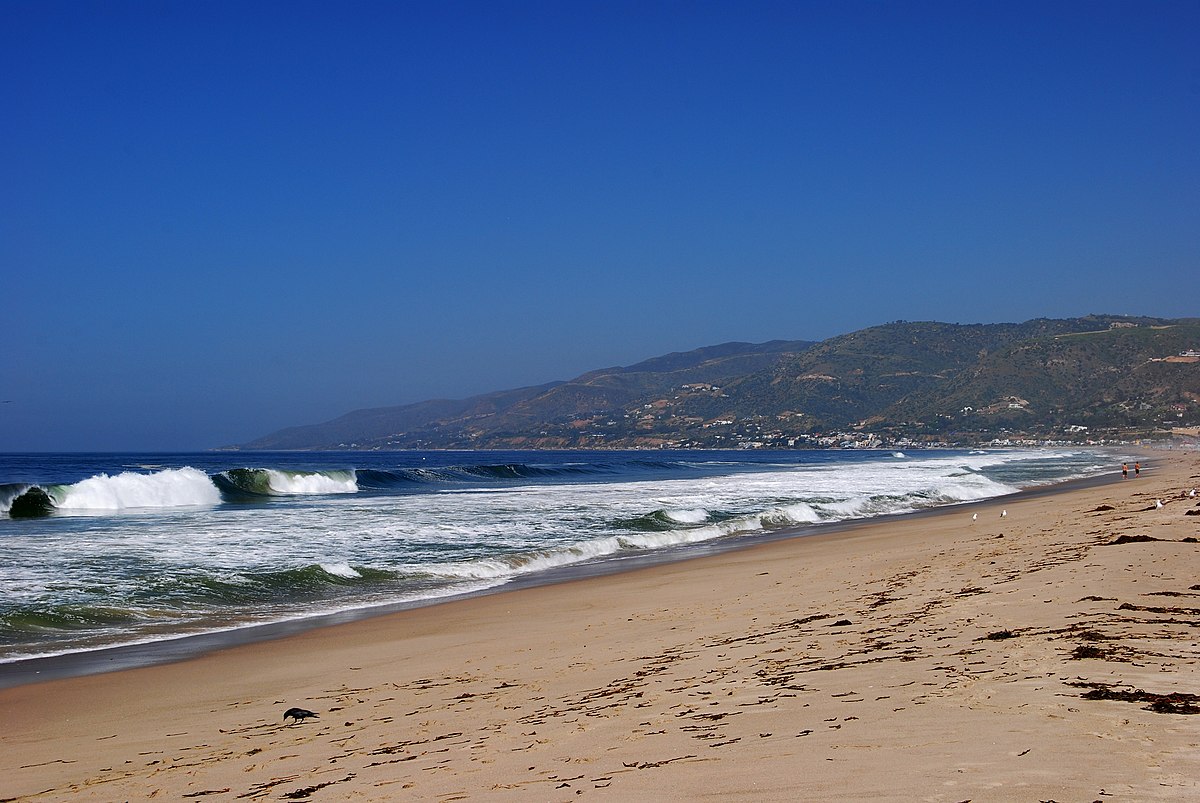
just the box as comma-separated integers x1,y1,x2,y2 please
234,315,1200,449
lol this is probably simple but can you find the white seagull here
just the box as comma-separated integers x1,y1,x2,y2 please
1155,499,1164,509
1001,509,1007,518
971,513,978,522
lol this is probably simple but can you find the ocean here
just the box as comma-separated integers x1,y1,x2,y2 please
0,448,1118,672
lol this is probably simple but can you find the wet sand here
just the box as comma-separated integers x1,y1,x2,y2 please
3,452,1198,801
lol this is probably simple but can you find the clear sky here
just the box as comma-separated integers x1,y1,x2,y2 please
2,0,1197,451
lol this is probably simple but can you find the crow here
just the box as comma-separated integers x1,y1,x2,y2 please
283,707,319,723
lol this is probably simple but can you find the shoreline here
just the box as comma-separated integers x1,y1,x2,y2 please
0,470,1121,690
3,453,1195,800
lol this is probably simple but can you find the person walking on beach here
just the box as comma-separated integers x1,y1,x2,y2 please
1122,463,1128,479
1135,461,1141,477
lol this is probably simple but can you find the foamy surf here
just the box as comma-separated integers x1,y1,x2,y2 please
264,470,358,495
0,447,1119,664
319,562,363,579
213,468,358,497
52,467,222,513
662,508,709,524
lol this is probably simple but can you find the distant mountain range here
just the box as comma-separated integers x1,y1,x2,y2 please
233,315,1200,450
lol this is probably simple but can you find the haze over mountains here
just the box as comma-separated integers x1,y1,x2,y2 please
234,315,1200,450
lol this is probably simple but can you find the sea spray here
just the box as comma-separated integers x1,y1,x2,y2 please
215,468,357,496
53,467,221,512
263,469,357,495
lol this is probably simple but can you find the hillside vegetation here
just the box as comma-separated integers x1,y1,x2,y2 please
235,316,1200,449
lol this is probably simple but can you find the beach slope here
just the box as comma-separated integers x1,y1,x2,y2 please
3,453,1198,801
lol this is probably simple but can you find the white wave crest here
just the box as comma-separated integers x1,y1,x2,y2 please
809,475,1018,521
320,562,362,579
265,470,358,495
417,518,764,583
0,484,32,514
823,494,931,519
929,476,1017,502
420,541,623,581
619,521,742,549
760,502,821,525
54,467,221,512
663,508,708,524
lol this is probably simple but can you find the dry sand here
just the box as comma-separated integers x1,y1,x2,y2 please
3,452,1198,802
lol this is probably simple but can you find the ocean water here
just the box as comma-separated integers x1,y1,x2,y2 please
0,448,1116,665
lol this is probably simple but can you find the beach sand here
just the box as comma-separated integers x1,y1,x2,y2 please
3,453,1198,801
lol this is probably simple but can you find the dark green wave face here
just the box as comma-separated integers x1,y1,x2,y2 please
212,468,276,497
211,468,358,498
613,509,710,532
0,604,144,642
0,564,404,648
8,486,55,518
173,564,398,603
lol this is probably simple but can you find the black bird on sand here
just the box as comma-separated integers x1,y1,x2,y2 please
283,707,319,723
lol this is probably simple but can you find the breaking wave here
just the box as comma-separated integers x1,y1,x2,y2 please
214,468,357,497
2,484,46,517
6,468,222,517
7,466,364,517
2,457,728,517
45,467,221,514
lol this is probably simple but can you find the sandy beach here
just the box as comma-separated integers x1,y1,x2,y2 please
3,452,1198,801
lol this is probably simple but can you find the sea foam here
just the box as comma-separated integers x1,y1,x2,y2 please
0,448,1117,665
54,467,221,512
319,562,362,579
264,470,358,495
663,508,709,524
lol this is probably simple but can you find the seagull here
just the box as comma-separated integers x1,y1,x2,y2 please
284,707,319,723
1001,509,1007,518
1188,488,1196,497
1155,499,1164,509
971,513,978,522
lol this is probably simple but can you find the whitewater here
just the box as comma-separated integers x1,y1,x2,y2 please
0,448,1119,665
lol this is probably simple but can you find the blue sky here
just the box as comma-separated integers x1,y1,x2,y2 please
2,0,1197,451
